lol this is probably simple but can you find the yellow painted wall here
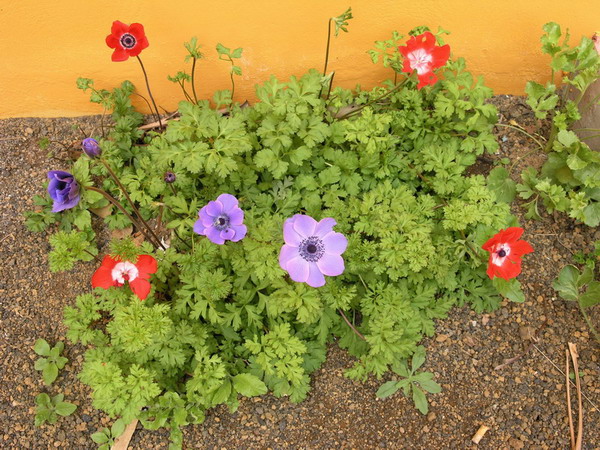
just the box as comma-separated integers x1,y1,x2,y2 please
1,1,599,118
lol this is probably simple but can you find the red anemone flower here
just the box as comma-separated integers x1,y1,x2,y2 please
398,31,450,89
105,20,149,62
482,227,533,281
91,254,157,300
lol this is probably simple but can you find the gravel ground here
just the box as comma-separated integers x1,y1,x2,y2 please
0,97,599,449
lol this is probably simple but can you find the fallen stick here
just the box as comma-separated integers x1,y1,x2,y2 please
568,343,583,450
566,349,575,449
111,419,138,450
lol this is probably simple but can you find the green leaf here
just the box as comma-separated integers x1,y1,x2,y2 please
34,358,49,371
55,401,77,416
232,374,268,397
580,281,600,308
487,167,516,203
42,364,59,385
376,380,400,399
91,432,109,444
553,265,580,301
412,386,429,414
212,380,232,405
111,418,126,438
413,373,442,394
411,347,426,372
493,278,526,303
34,339,50,356
583,202,600,227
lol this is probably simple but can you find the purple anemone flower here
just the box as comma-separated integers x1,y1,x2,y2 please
279,215,348,288
81,138,101,158
193,194,247,245
47,170,81,212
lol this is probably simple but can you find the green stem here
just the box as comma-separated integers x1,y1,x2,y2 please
84,249,101,263
338,79,407,120
579,304,600,345
84,186,157,246
101,159,166,250
338,309,366,341
191,57,199,104
322,18,333,76
580,133,600,141
179,81,194,103
136,56,162,129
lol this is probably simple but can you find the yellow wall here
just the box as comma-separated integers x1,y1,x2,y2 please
1,1,599,118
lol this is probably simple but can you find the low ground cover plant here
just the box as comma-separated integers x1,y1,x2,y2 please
518,22,600,226
26,13,535,448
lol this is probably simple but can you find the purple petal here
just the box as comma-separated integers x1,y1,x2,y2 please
292,215,317,238
229,224,247,242
193,219,207,235
315,218,337,237
228,207,244,225
286,256,310,283
52,194,81,212
47,170,72,180
199,207,215,226
323,232,348,255
306,263,326,288
220,228,235,240
316,253,345,276
283,219,303,246
206,226,225,245
279,244,299,269
205,201,223,218
217,194,239,212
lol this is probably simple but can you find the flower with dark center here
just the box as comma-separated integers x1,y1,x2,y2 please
105,21,149,62
398,31,450,89
81,137,101,158
482,227,533,280
193,194,247,245
164,171,176,183
279,215,347,288
46,170,80,212
91,254,157,300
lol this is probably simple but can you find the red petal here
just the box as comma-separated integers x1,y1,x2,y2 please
431,44,450,69
135,255,157,275
495,258,522,280
420,32,437,51
511,240,534,257
105,34,119,49
128,23,147,41
92,266,116,289
129,278,151,300
501,227,524,243
111,48,129,62
110,20,129,37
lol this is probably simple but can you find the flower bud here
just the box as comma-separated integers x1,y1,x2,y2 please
82,138,101,158
164,171,176,183
593,33,600,55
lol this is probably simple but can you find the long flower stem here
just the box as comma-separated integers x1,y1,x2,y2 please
323,18,333,76
136,56,162,129
191,57,199,103
84,186,158,246
338,309,366,341
101,159,166,250
579,304,600,345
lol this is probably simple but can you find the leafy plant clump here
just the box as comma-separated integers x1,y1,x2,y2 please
34,393,77,427
33,339,68,385
520,22,600,226
30,23,525,448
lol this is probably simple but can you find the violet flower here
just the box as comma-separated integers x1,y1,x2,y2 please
279,215,347,288
47,170,81,212
164,171,176,183
81,138,101,158
193,194,247,245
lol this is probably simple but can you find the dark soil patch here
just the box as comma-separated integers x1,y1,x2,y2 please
1,97,599,449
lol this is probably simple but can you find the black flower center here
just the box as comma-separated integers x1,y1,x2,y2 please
299,236,325,262
120,33,136,49
214,215,230,231
498,249,506,258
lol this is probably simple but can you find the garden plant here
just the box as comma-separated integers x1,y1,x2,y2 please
24,12,542,448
